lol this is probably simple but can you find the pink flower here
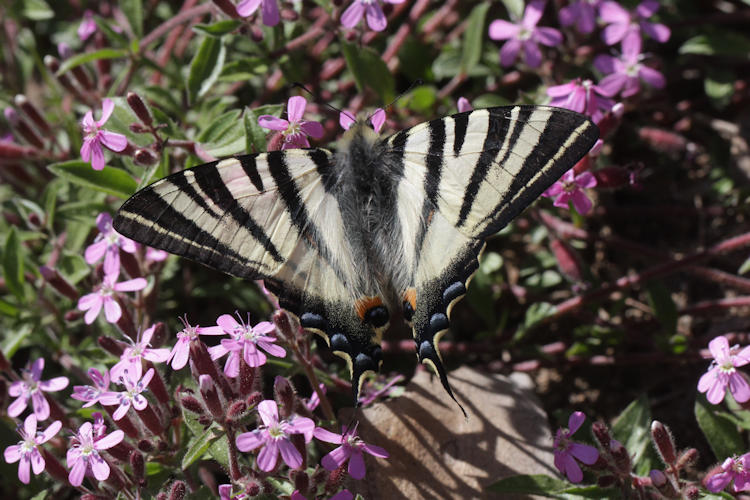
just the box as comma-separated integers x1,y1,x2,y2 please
341,0,405,32
258,96,324,150
4,415,62,484
543,169,597,214
110,324,171,381
599,0,670,47
339,108,386,133
167,317,225,370
707,453,750,493
99,368,154,420
80,98,127,171
145,246,168,262
77,10,97,41
698,336,750,405
8,357,69,420
304,383,326,412
209,313,286,377
314,424,389,480
488,0,563,68
457,97,473,113
594,36,665,98
547,78,616,123
553,412,599,483
235,400,315,471
77,274,147,324
559,0,599,34
291,490,353,500
66,420,124,487
84,213,137,277
71,368,111,407
236,0,279,27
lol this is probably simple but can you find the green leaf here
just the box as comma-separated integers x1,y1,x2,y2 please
500,0,524,19
0,298,19,317
432,45,462,79
398,86,437,113
48,161,138,199
219,58,271,82
182,426,222,469
486,474,615,496
194,20,243,36
196,110,242,143
245,105,283,153
187,36,226,104
695,395,744,460
739,255,750,275
3,227,25,301
612,394,656,475
341,41,395,103
461,3,490,74
55,48,129,76
513,302,556,341
645,281,677,335
705,70,735,109
21,0,53,20
679,33,750,58
0,324,32,358
121,0,143,38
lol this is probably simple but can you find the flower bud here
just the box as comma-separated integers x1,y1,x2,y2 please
115,300,138,340
168,481,187,500
137,403,165,435
675,448,698,469
638,127,687,154
181,395,206,415
683,485,700,499
212,0,241,18
227,400,248,422
650,421,676,465
597,475,616,488
594,166,629,189
190,341,234,400
39,265,79,300
130,122,148,133
102,405,139,439
65,309,83,322
550,239,584,283
41,448,69,483
274,376,295,418
273,309,294,342
0,349,8,372
130,450,145,483
147,365,170,405
98,336,125,356
108,440,136,461
134,148,158,166
239,359,256,396
591,421,611,449
199,374,224,420
138,439,155,452
14,94,51,134
0,141,39,160
649,469,678,498
610,439,631,474
247,391,263,408
324,464,347,493
250,26,264,42
120,251,141,280
127,92,153,126
291,469,309,493
5,107,44,149
245,482,261,496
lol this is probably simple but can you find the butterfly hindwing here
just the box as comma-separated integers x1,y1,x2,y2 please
114,149,386,401
386,106,598,409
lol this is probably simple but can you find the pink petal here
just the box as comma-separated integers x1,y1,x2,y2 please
570,443,599,464
132,394,148,411
286,96,307,123
114,277,147,292
708,336,730,361
223,352,241,377
18,455,31,484
98,391,123,406
254,321,276,334
706,471,733,492
170,343,190,369
91,453,110,480
24,414,38,436
314,427,343,444
348,449,366,479
553,192,572,209
300,121,324,139
642,21,670,42
31,391,50,420
523,40,542,68
98,99,115,126
141,368,155,387
258,115,289,131
362,443,389,458
236,430,265,452
31,358,45,380
522,0,545,29
103,246,121,276
570,190,593,214
597,74,626,96
68,457,87,486
209,343,228,360
4,445,21,463
199,325,226,336
100,130,127,152
339,111,355,130
103,298,122,323
578,4,596,33
278,438,303,468
706,377,728,405
216,314,240,331
77,292,100,310
729,373,750,403
261,0,280,27
286,417,315,438
341,1,365,28
144,348,171,363
120,237,137,253
40,376,69,393
547,81,578,97
534,27,563,46
85,239,108,265
95,430,124,450
258,340,286,358
9,396,30,416
567,411,586,434
637,0,659,18
258,399,279,427
621,76,641,98
236,0,262,16
8,380,23,397
321,445,349,471
282,134,310,149
599,1,630,24
562,453,584,482
365,1,387,31
371,108,386,132
576,171,597,189
330,492,354,500
499,39,522,67
638,66,665,89
566,87,587,113
602,23,628,45
30,449,45,475
457,97,472,113
81,110,95,130
488,19,519,41
243,345,268,367
257,440,279,471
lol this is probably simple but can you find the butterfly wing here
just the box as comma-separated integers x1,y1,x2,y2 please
114,150,384,401
385,106,599,410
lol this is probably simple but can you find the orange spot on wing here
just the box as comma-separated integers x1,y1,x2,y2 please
403,288,416,310
354,296,383,320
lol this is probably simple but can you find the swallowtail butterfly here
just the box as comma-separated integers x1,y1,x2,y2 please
114,105,598,412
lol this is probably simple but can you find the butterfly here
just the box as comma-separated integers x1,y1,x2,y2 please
114,105,598,412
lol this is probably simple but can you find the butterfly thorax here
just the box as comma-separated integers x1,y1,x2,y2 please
333,122,406,305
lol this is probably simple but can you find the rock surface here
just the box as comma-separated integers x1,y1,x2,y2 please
344,366,557,499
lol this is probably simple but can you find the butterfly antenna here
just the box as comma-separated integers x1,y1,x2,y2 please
290,82,347,116
381,79,424,113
